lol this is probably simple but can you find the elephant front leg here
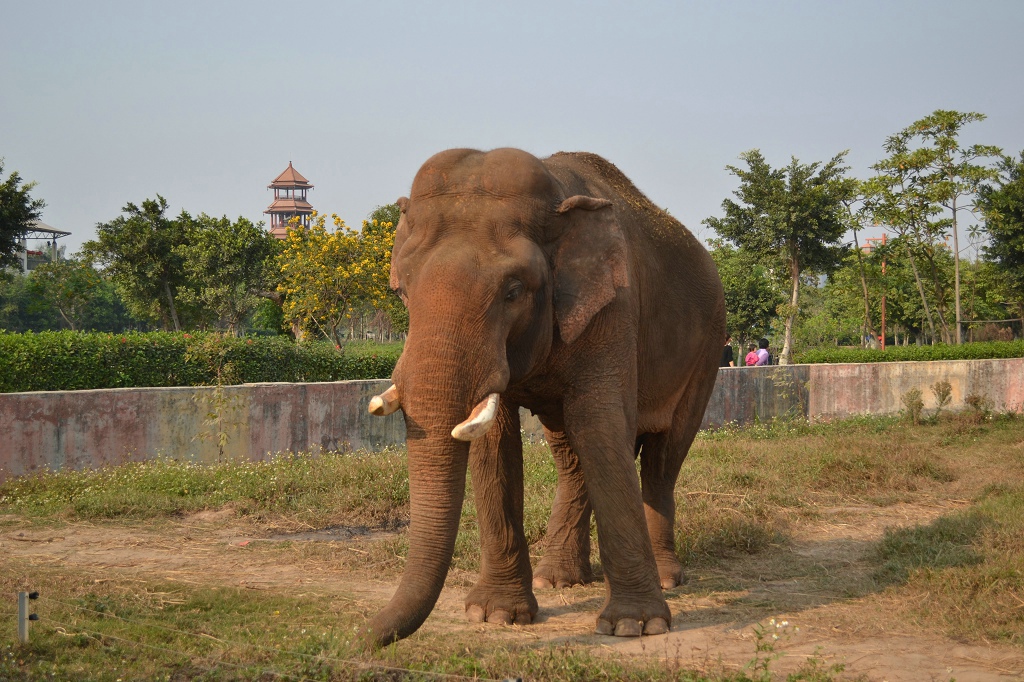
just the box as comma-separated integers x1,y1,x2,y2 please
566,393,671,637
532,428,595,589
465,402,538,626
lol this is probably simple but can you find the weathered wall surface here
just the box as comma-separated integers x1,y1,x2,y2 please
2,359,1022,481
0,380,405,482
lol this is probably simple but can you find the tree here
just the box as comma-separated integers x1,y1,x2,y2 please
978,151,1024,322
866,111,1000,344
0,159,46,272
863,131,950,342
704,150,857,364
30,256,102,330
907,111,1001,343
176,214,280,334
83,197,190,331
364,204,407,335
277,212,364,346
706,239,783,344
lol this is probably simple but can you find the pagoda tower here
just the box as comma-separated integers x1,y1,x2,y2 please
265,162,314,239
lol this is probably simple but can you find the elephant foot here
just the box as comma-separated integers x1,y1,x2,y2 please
656,557,687,590
532,558,594,590
465,584,538,627
594,595,672,637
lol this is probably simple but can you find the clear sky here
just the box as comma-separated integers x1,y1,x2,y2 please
3,1,1022,254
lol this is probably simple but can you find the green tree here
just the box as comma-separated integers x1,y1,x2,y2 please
864,131,950,342
84,196,190,331
704,150,857,364
907,110,1001,343
29,256,102,330
176,214,280,334
706,239,783,344
978,151,1024,323
364,204,407,335
277,212,364,346
0,159,46,272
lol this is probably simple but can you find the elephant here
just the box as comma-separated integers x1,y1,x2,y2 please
365,148,725,646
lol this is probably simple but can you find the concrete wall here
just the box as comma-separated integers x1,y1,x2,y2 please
2,358,1022,482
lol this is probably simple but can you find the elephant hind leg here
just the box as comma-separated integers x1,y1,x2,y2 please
640,379,714,589
532,428,595,590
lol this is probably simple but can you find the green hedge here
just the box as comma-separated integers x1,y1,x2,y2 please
0,331,401,393
794,340,1024,365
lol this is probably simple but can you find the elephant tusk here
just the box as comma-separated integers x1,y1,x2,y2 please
451,393,500,441
368,384,402,416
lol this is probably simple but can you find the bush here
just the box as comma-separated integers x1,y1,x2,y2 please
794,340,1024,365
0,331,401,392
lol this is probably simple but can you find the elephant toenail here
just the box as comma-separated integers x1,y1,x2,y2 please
660,578,678,590
466,605,485,623
614,619,643,637
595,619,614,636
532,577,554,590
486,609,513,625
555,579,571,589
643,617,670,635
513,612,532,625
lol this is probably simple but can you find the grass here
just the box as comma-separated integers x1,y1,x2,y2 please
2,411,1023,679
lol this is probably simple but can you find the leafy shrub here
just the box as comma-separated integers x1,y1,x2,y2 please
902,388,924,425
0,331,401,392
794,340,1024,365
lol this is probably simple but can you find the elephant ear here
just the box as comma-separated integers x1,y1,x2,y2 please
389,197,411,293
552,195,630,345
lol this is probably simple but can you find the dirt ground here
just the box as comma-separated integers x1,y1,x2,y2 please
4,502,1022,682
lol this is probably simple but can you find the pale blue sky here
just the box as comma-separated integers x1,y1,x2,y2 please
2,1,1022,253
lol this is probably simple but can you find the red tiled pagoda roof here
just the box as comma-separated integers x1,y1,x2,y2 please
268,162,312,189
265,197,314,213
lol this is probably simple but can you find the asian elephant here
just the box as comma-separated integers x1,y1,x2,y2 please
366,148,725,646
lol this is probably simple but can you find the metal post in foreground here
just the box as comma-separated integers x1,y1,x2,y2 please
18,591,28,644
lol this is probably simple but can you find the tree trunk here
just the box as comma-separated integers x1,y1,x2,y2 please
163,278,181,332
951,196,963,344
905,242,937,342
780,253,799,365
852,225,873,346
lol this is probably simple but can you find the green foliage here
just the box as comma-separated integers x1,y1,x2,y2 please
794,339,1024,364
176,213,280,334
0,331,401,392
0,158,46,270
27,255,103,331
0,269,137,333
704,149,858,363
83,196,191,331
707,239,784,342
979,151,1024,315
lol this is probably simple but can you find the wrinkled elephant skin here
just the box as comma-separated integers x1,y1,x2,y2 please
366,148,725,646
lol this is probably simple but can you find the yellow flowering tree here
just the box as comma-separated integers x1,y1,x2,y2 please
277,212,363,346
277,208,402,345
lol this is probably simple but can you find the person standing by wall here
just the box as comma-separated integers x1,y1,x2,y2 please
756,338,771,366
721,334,735,367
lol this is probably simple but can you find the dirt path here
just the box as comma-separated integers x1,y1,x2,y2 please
3,503,1022,681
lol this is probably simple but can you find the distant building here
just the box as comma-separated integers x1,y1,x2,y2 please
18,221,71,272
265,162,314,239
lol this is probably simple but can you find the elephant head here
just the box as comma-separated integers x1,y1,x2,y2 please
366,148,629,646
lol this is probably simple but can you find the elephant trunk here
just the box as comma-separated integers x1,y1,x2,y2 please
366,431,469,646
366,331,501,646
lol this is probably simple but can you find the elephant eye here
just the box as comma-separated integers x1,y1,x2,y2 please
504,280,524,303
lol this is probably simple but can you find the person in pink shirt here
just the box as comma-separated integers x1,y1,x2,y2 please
744,343,759,366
